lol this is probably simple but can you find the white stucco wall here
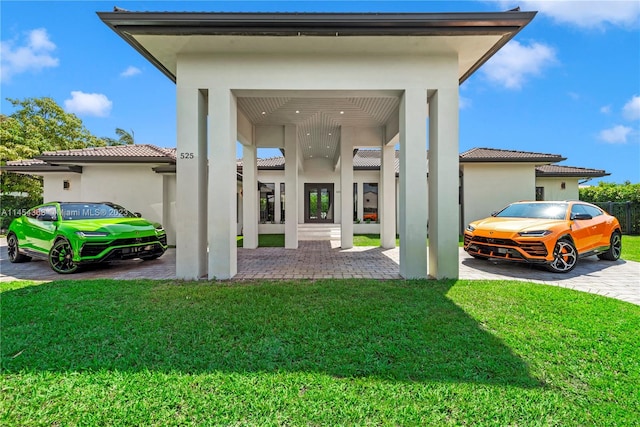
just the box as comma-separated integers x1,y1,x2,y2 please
42,173,82,202
536,177,579,201
462,163,536,227
78,164,165,225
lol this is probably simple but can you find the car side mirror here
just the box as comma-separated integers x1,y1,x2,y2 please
490,211,498,217
571,213,592,220
134,212,142,218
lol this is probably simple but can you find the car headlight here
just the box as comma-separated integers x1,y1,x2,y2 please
154,224,165,233
75,231,109,237
518,230,552,237
465,225,475,232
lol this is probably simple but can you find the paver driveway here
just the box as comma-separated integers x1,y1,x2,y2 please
1,238,638,305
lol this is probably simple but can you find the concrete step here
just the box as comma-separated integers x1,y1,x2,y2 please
298,224,341,241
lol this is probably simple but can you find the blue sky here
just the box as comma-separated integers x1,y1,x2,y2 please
1,1,639,184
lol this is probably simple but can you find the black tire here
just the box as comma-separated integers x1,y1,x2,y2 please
7,233,31,263
547,238,578,273
49,239,79,274
598,231,622,261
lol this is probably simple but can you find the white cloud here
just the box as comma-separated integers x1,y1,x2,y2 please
598,125,632,143
622,95,640,120
499,1,640,29
481,40,557,89
600,105,612,114
0,28,59,82
64,91,113,117
120,66,141,77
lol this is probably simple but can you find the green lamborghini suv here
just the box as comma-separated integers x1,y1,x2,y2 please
7,202,167,274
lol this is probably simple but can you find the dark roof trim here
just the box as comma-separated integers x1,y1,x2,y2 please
153,165,177,173
1,165,83,174
98,10,536,83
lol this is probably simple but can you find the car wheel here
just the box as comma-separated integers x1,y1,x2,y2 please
598,231,622,261
7,233,31,263
49,239,79,274
547,238,578,273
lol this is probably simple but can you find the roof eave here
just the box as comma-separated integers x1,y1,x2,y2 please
97,10,537,84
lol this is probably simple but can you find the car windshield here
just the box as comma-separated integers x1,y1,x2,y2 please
495,203,568,220
60,203,137,220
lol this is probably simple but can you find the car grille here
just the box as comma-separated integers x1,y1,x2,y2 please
80,235,165,258
465,235,547,258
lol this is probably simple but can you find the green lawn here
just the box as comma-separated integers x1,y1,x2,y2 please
2,279,638,425
622,235,640,262
237,234,284,247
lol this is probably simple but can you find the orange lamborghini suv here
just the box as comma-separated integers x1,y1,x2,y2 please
464,201,622,273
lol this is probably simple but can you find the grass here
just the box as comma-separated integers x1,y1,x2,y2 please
622,235,640,262
2,279,639,425
237,234,284,247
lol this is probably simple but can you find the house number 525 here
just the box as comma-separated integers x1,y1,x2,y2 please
180,152,195,159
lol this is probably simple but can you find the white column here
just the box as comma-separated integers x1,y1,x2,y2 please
380,142,396,249
340,127,354,249
284,125,298,249
428,89,460,279
274,183,282,224
242,144,258,249
208,88,238,279
176,87,207,279
399,89,428,279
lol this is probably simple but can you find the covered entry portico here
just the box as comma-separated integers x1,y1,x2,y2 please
99,10,535,280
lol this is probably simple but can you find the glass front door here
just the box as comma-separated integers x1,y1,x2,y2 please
304,183,334,223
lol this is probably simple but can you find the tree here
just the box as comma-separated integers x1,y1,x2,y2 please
1,97,105,228
101,128,135,146
2,97,104,159
579,182,640,203
115,128,135,145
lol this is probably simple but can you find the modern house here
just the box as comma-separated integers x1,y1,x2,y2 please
4,144,609,258
89,9,547,280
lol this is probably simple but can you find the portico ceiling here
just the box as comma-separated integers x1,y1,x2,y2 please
237,95,400,159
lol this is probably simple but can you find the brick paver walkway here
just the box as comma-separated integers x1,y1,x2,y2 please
1,238,638,305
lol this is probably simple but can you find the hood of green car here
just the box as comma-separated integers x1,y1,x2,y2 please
62,218,157,234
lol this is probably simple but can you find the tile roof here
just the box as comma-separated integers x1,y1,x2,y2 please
460,147,565,163
6,158,47,166
536,164,610,178
37,144,175,163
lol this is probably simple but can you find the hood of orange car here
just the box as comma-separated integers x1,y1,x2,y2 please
470,217,565,233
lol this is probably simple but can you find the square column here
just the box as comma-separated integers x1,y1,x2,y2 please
176,87,207,279
242,144,258,249
208,88,238,279
399,89,428,279
340,127,354,249
428,89,460,279
284,125,299,249
380,142,396,249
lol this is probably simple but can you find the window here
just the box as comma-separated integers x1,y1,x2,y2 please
535,187,544,201
63,180,70,190
363,182,378,222
259,182,275,223
353,182,358,221
280,183,285,223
